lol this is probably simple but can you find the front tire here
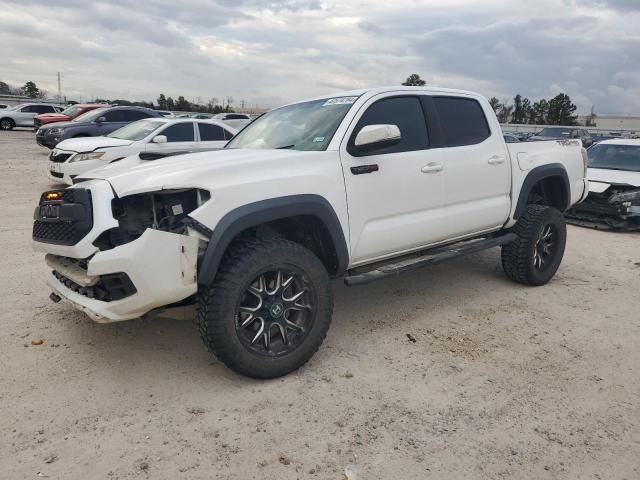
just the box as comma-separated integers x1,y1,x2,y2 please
0,118,15,130
197,238,333,378
501,205,567,286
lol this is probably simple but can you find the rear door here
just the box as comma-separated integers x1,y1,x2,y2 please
339,94,447,264
196,122,229,151
430,96,510,236
147,121,196,155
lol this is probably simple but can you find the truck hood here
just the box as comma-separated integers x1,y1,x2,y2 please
56,136,133,153
79,148,312,196
587,167,640,192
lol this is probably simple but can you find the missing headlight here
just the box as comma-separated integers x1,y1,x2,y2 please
93,188,210,250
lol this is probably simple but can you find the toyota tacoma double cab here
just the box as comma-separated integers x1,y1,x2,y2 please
32,87,588,378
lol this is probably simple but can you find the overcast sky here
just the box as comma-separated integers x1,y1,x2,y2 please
1,0,638,114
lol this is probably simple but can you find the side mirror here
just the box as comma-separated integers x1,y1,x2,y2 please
152,135,167,144
354,124,401,149
96,116,106,123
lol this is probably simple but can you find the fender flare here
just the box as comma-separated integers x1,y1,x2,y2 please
197,194,349,285
514,163,570,219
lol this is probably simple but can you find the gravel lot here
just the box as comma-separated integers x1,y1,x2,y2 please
1,129,639,479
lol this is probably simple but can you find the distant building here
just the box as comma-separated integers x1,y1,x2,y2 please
591,115,640,132
0,94,64,108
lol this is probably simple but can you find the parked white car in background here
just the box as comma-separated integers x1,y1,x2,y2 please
47,118,237,185
1,103,63,130
212,112,252,129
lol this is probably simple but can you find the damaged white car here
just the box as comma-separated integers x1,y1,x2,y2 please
566,139,640,230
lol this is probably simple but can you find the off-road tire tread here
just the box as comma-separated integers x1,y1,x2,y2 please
501,204,565,286
197,237,332,378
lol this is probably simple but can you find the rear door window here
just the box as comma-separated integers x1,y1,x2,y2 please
198,123,225,141
432,97,490,147
103,110,127,122
125,110,153,121
162,122,195,142
349,96,428,156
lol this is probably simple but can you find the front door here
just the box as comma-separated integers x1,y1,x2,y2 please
339,94,448,265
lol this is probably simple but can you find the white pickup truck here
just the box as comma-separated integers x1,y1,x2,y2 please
32,86,588,378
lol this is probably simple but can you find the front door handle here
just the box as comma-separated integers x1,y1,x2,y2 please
488,155,505,165
421,162,443,173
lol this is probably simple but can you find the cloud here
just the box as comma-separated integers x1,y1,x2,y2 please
0,0,638,114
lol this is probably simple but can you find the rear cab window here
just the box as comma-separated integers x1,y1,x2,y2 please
431,96,491,147
198,123,225,141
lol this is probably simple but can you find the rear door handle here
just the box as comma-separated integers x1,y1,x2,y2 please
488,155,505,165
421,162,443,173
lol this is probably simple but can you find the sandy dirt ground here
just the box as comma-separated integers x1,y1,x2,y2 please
1,129,638,480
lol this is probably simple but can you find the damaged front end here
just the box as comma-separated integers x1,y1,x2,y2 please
33,182,211,322
566,184,640,231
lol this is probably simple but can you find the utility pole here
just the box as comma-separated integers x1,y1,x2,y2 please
240,99,245,112
57,72,62,103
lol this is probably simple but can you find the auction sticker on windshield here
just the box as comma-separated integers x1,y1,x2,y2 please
323,97,358,106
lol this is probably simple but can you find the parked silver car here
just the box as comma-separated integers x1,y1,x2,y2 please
0,103,63,130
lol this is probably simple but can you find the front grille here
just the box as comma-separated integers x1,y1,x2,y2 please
53,270,137,302
50,171,63,178
32,188,93,245
50,152,72,163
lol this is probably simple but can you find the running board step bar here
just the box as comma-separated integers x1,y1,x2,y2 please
344,233,518,287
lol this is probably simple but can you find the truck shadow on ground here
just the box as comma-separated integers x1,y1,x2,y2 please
50,248,516,385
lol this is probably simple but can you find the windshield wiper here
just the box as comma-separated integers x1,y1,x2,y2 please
276,144,295,149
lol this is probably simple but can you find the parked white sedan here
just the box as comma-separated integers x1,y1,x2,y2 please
47,118,236,185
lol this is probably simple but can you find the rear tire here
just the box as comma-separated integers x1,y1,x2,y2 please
197,237,333,378
0,118,15,130
501,205,566,286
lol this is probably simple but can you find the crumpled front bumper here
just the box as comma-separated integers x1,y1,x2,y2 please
33,180,201,322
565,192,640,231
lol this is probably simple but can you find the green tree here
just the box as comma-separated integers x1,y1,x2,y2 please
175,95,190,111
21,81,40,98
546,93,578,125
402,74,426,86
166,96,175,110
532,100,549,125
521,97,531,124
497,103,513,123
157,93,167,110
0,81,10,94
489,97,502,114
512,95,525,124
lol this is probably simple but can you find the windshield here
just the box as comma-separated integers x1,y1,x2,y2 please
107,119,165,141
225,97,357,151
73,107,108,123
588,143,640,172
60,105,83,117
538,127,572,137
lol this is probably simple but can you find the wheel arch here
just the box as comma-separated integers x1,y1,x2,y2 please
197,194,349,285
514,163,570,219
